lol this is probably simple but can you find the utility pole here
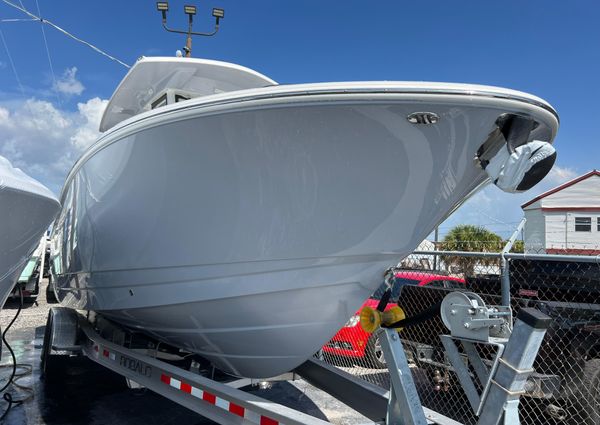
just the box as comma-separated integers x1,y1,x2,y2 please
185,12,193,57
433,226,439,271
156,2,224,58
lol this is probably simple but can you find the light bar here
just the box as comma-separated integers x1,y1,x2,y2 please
212,8,224,19
184,5,197,15
156,2,169,12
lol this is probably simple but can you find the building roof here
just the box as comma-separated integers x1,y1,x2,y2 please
521,170,600,209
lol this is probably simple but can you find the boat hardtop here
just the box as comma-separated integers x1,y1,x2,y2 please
99,56,277,132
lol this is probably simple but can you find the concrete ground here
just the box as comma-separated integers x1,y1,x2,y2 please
0,278,370,425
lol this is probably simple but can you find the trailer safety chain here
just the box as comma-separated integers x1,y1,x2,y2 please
363,268,444,333
376,267,400,312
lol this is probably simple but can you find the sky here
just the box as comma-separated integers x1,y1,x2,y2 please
0,0,598,239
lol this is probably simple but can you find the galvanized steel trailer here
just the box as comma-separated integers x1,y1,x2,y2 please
41,293,550,425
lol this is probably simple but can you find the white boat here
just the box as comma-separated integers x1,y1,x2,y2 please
0,156,59,308
51,57,559,378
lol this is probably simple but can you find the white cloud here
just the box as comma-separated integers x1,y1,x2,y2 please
0,107,10,126
546,165,578,185
0,97,107,195
53,67,85,96
438,163,581,239
71,98,108,149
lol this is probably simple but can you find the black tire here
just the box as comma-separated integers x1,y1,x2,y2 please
45,276,57,303
40,311,56,380
583,359,600,424
364,335,387,369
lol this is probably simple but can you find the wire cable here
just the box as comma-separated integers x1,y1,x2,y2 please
0,0,130,68
33,0,60,105
0,285,33,421
0,27,27,99
0,25,44,132
0,17,36,22
0,286,22,394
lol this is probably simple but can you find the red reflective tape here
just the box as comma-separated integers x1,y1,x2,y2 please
160,374,171,385
229,403,244,417
203,391,216,404
260,416,278,425
180,382,192,393
103,349,109,357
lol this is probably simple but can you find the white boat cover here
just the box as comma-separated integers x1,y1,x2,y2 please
485,140,557,193
0,155,59,314
99,57,277,132
0,155,56,200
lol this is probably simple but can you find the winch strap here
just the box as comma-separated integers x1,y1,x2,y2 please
382,301,442,329
376,289,392,312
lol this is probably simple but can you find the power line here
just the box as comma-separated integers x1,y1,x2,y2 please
0,17,36,22
33,0,60,105
1,0,130,68
0,27,27,98
0,26,42,132
436,222,521,230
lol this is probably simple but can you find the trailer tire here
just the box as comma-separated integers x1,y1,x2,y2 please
583,359,600,423
40,310,54,380
45,276,57,303
40,310,64,381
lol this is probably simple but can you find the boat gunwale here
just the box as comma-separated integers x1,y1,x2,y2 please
60,85,559,201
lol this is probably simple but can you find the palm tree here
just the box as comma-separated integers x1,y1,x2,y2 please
510,239,524,253
440,225,503,275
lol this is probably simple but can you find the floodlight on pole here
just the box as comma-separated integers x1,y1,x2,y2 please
184,5,197,16
156,2,224,58
156,2,169,22
212,8,224,25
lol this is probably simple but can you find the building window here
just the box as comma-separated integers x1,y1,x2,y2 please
575,217,591,232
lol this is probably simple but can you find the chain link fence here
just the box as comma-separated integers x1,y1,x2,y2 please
319,242,600,424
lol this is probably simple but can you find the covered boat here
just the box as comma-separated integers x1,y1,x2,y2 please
0,156,59,309
51,57,559,378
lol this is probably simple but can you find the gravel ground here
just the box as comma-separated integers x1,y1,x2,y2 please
0,278,371,425
0,280,52,335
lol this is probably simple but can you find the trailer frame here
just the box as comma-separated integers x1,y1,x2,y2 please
41,299,549,425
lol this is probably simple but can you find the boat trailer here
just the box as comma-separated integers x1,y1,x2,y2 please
41,291,550,425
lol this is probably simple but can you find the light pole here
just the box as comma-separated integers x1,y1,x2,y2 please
156,2,224,57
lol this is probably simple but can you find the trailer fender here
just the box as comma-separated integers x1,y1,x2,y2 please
45,307,81,354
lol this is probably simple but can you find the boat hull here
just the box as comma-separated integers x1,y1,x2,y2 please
0,157,59,309
52,85,558,377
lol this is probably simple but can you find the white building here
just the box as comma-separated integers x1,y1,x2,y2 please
399,239,435,269
521,170,600,255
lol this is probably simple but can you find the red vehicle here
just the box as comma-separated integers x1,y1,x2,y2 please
322,271,465,368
